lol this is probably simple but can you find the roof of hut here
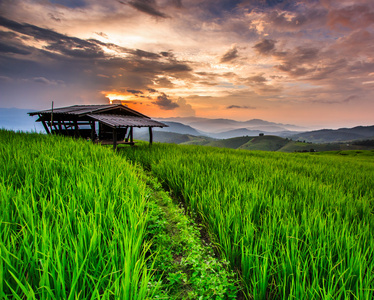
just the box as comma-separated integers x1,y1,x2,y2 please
28,104,167,128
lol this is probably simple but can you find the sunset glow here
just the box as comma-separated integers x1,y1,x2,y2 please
1,0,374,128
104,93,135,104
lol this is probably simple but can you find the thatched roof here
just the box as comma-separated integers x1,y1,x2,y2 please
29,104,167,128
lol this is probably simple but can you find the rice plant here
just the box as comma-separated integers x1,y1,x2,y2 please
121,143,374,299
0,130,156,299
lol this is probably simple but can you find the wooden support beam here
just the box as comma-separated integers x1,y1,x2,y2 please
149,127,153,145
130,127,133,143
74,120,79,138
48,120,53,134
53,122,59,133
91,121,96,142
113,128,117,150
41,120,50,134
125,127,130,142
58,120,63,134
123,127,128,141
62,120,69,135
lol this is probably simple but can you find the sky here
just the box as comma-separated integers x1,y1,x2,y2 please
0,0,373,129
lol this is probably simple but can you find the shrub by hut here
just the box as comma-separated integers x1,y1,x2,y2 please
28,104,167,149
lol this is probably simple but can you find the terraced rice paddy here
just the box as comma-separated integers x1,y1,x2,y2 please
0,130,155,298
2,130,373,299
121,143,374,299
0,131,237,299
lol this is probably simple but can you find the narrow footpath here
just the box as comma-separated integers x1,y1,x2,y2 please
142,173,240,299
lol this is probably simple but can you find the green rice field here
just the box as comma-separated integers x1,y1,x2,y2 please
120,143,374,299
0,130,156,299
0,130,237,299
2,130,374,299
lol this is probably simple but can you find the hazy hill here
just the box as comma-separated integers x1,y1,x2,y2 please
154,121,202,136
239,135,289,151
205,136,253,149
138,131,374,152
157,116,305,133
0,108,43,132
2,107,373,146
210,128,263,139
291,126,374,143
135,131,214,145
209,128,301,139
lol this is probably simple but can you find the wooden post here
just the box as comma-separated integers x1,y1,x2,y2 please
74,120,79,138
91,121,96,142
58,120,62,133
51,101,54,133
62,120,69,135
123,127,128,141
130,127,133,144
113,128,117,150
149,127,153,145
125,127,130,142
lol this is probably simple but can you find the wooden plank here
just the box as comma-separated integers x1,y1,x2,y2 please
149,127,153,145
74,120,79,138
113,128,117,150
91,121,96,141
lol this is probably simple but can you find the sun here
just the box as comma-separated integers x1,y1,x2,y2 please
104,93,134,104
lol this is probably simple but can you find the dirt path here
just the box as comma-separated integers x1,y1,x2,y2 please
143,174,240,299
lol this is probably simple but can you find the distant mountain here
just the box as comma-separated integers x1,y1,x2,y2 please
153,121,201,136
156,117,305,133
0,108,43,132
143,132,374,152
135,131,214,145
3,108,373,146
290,126,374,143
209,128,301,139
209,128,263,139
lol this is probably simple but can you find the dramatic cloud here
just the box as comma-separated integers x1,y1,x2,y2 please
31,77,65,85
175,97,195,116
124,0,168,18
253,39,276,55
246,75,267,84
327,4,374,30
0,0,374,128
220,46,239,63
127,89,144,95
0,16,105,59
227,105,255,109
153,93,179,110
0,41,31,55
48,12,63,22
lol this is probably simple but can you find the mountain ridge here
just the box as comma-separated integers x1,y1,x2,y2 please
1,108,373,145
156,116,305,133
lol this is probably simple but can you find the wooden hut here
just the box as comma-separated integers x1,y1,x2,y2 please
28,104,167,149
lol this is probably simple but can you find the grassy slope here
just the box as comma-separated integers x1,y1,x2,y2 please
205,136,253,149
139,130,374,153
179,135,214,146
0,130,154,299
1,130,238,299
313,149,374,158
239,135,289,151
137,131,214,145
121,143,374,299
